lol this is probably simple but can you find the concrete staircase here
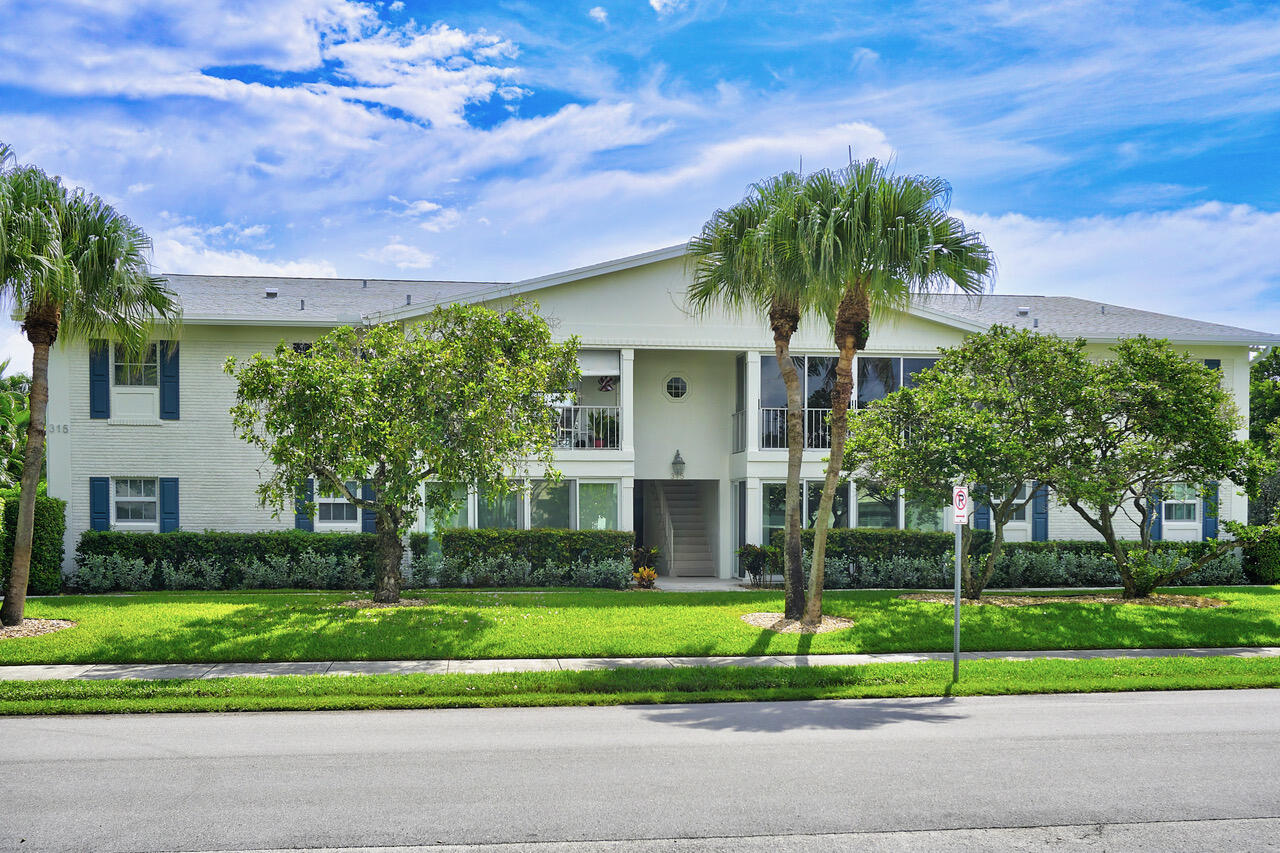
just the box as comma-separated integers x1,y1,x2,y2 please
659,481,715,577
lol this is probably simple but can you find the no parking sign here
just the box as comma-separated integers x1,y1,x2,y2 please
952,486,969,525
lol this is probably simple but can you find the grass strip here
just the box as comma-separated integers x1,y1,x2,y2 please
3,655,1278,715
6,586,1280,665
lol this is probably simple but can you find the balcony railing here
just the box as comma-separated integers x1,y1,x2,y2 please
556,405,621,449
760,407,832,450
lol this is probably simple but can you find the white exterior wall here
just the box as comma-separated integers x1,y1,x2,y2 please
48,326,315,572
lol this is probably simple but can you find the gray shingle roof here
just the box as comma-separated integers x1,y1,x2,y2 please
913,293,1280,344
163,273,503,324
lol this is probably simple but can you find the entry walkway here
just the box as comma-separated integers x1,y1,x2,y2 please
2,646,1277,681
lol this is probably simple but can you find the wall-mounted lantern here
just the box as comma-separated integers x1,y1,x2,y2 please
671,449,685,479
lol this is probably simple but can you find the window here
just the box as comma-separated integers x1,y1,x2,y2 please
856,357,901,408
578,482,618,530
317,481,359,526
1163,484,1198,522
805,357,838,408
762,482,787,545
478,486,520,529
855,483,899,528
665,376,688,400
1010,484,1031,522
114,478,157,527
805,480,851,529
292,342,313,354
113,343,158,387
904,499,946,532
902,357,940,389
531,479,573,528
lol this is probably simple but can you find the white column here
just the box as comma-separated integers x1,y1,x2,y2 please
620,348,635,454
746,350,761,453
717,479,734,578
745,477,763,545
619,476,634,532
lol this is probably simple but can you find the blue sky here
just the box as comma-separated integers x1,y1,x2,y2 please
3,0,1280,371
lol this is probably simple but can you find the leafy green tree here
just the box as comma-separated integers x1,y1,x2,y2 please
226,303,580,603
846,327,1089,599
797,162,993,623
0,359,30,488
1,143,178,626
688,172,817,620
1248,348,1280,523
1050,336,1263,597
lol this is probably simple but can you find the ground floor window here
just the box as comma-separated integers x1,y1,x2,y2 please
1163,483,1198,522
578,481,619,530
904,498,946,532
315,480,360,531
113,478,157,530
855,484,899,528
434,479,621,532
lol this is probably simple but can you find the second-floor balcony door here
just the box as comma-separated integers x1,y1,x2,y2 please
759,354,841,450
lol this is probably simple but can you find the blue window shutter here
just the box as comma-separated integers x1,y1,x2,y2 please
89,477,110,530
1202,484,1219,541
89,341,110,419
361,480,377,533
295,479,314,531
1149,489,1163,541
1031,483,1049,541
159,478,179,532
159,341,180,420
974,496,990,531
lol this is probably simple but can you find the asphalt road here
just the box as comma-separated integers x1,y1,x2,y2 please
2,690,1279,852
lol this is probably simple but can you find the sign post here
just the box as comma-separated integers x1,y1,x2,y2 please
951,486,968,682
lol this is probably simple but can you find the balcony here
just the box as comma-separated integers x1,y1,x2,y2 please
556,405,621,450
759,407,833,450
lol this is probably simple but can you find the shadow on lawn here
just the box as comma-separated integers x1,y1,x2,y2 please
641,695,966,733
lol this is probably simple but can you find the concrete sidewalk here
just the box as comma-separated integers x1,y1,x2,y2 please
2,645,1278,681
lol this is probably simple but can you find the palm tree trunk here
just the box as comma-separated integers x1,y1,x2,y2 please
1,315,56,626
771,307,806,621
803,291,865,625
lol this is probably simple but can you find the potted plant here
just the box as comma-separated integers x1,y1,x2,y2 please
587,409,617,448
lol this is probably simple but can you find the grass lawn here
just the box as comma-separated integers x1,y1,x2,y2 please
2,586,1278,665
3,656,1278,715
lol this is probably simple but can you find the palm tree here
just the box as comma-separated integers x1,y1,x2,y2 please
0,358,29,488
0,144,179,625
798,161,994,625
688,173,814,619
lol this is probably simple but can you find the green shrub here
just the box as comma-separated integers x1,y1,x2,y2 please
409,552,632,590
771,527,994,564
76,530,380,589
735,544,779,587
70,553,152,593
430,529,634,566
1244,530,1280,584
0,489,67,596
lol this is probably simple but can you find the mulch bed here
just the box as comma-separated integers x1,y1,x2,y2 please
741,612,856,634
339,598,438,609
0,619,77,640
899,593,1227,609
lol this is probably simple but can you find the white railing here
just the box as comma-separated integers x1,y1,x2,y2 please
759,407,833,449
731,410,746,453
556,405,621,449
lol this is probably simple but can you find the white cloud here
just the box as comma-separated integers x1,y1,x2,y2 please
388,1,404,10
588,6,608,24
963,202,1280,333
360,239,436,270
152,222,336,277
649,0,687,15
0,326,32,377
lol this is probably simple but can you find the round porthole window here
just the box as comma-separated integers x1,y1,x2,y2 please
665,376,688,400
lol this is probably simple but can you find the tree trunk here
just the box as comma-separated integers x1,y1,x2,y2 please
1,314,57,627
372,510,403,604
771,306,805,621
803,291,865,625
967,516,1005,601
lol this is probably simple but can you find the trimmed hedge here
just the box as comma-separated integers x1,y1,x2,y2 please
0,489,67,596
1244,530,1280,584
771,528,995,563
421,529,635,566
75,530,381,590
